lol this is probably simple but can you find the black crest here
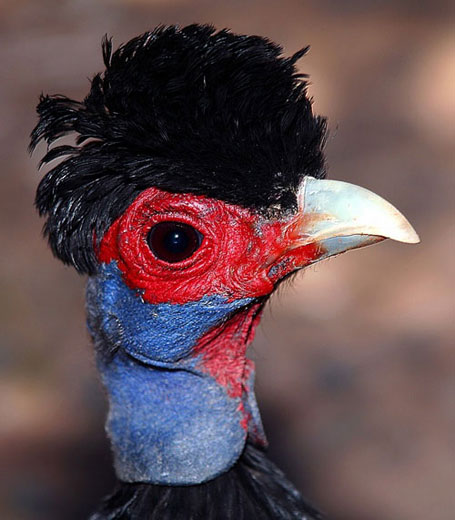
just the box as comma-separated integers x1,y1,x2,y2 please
30,24,327,274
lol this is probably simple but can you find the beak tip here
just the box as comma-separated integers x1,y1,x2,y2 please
393,221,420,244
406,232,421,244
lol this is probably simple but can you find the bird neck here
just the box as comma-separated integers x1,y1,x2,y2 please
86,262,266,485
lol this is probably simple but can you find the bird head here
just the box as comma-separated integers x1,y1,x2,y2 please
31,25,418,485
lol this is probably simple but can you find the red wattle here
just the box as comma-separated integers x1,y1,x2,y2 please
193,302,263,430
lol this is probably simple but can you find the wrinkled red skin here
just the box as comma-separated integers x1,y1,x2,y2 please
98,187,322,305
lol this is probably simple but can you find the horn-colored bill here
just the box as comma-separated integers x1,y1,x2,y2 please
291,177,419,262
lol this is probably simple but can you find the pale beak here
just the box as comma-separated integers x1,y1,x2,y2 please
290,177,420,262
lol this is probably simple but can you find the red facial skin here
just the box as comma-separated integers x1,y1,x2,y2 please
98,187,322,305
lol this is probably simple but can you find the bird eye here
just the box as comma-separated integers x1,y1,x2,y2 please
147,221,203,263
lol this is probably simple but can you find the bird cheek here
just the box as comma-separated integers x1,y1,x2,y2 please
222,232,278,299
229,262,275,299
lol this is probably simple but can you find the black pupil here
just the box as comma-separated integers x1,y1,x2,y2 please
147,221,202,263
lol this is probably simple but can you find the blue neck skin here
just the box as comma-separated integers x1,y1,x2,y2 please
86,262,265,485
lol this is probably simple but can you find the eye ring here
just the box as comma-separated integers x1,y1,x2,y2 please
147,221,203,264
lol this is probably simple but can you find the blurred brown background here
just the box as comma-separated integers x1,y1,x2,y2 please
0,1,454,519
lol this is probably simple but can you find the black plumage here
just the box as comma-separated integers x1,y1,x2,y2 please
91,444,324,520
30,24,326,275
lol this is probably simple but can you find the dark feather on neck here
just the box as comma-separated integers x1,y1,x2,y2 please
90,443,325,520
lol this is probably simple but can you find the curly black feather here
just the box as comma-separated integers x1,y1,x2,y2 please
30,24,327,274
90,444,325,520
